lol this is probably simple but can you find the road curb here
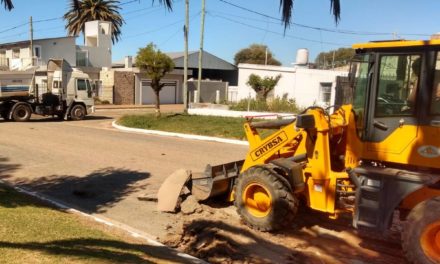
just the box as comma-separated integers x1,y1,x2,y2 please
0,180,207,264
112,121,249,146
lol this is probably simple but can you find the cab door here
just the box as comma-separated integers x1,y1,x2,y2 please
364,53,422,156
75,78,93,105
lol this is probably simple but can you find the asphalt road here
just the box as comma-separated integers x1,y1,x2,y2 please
0,107,248,239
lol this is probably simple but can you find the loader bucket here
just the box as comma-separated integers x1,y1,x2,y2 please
191,160,244,201
157,169,191,212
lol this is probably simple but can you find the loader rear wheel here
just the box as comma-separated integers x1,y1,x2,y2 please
234,166,298,232
403,197,440,264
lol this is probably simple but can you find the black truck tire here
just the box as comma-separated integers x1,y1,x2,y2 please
402,196,440,264
11,103,32,122
70,104,86,121
234,166,298,231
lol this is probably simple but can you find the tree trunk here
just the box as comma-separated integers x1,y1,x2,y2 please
154,89,161,118
257,91,266,102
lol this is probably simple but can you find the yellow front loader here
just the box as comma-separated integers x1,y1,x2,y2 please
159,39,440,264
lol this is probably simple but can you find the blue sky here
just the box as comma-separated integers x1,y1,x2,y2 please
0,0,439,65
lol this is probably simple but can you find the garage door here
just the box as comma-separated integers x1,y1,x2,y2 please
141,80,177,104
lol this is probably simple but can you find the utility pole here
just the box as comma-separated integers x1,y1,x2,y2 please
30,16,36,98
265,47,268,65
30,16,34,66
183,0,189,110
196,0,205,103
332,50,335,70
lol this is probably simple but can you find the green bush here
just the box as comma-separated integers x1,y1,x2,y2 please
229,95,302,113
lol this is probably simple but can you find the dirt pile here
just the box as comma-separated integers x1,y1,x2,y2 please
159,196,405,264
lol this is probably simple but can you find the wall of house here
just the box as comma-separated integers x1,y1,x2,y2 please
187,80,228,103
114,71,135,104
236,63,348,108
99,69,114,103
78,46,111,68
35,37,76,67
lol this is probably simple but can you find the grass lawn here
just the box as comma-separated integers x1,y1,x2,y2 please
118,113,276,140
0,185,186,264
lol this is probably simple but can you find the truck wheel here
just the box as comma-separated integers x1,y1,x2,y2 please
234,166,298,231
11,104,32,122
70,104,86,121
402,197,440,264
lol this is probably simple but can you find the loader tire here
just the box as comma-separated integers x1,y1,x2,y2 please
234,166,298,232
402,196,440,264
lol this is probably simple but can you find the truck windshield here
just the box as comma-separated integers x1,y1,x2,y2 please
350,54,370,137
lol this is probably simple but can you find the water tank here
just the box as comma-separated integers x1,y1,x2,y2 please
296,48,309,65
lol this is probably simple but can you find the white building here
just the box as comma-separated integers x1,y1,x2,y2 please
0,20,112,71
234,63,348,108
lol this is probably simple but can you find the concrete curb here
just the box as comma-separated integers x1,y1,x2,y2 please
112,121,249,146
0,180,207,264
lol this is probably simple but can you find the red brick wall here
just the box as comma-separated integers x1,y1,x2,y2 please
114,71,135,105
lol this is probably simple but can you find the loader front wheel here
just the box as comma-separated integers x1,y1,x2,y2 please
234,166,298,232
402,197,440,264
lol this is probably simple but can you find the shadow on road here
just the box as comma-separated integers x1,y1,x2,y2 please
0,238,194,264
13,167,150,213
0,156,20,180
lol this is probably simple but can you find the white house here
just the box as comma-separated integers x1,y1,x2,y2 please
0,20,112,71
234,63,348,108
0,20,113,99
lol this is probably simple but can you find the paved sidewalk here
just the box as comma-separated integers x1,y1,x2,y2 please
95,104,184,112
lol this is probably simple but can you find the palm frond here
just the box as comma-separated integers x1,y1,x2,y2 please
64,0,125,43
330,0,341,24
279,0,341,29
153,0,173,11
1,0,13,11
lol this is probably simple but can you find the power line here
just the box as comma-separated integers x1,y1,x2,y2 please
209,13,348,46
122,13,198,40
0,21,29,35
160,12,200,45
216,0,430,37
119,0,140,6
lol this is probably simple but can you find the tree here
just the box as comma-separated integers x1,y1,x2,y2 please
1,0,13,10
247,74,282,101
315,48,354,69
234,44,281,66
137,43,175,117
64,0,125,43
279,0,340,29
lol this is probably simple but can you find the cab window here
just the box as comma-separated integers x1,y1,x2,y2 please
431,53,440,115
351,54,370,138
77,79,87,91
375,54,421,117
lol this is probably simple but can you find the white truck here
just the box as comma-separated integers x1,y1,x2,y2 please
0,59,94,121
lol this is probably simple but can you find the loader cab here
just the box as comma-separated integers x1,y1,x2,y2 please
350,40,440,168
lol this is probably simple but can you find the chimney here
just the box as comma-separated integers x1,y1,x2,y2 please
125,56,132,68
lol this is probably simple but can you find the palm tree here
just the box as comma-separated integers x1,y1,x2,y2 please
64,0,125,43
279,0,340,29
1,0,13,10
